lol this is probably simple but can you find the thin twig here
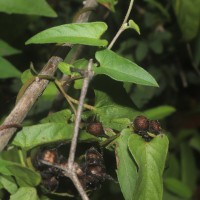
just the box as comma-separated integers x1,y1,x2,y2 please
66,94,95,111
54,79,77,115
70,173,89,200
41,160,89,200
108,0,134,50
68,59,94,168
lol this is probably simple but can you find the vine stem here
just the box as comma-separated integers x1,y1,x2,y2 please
68,59,94,168
54,79,95,112
54,79,77,115
108,0,134,50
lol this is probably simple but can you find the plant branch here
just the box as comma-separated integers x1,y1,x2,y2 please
41,160,89,200
68,59,94,168
54,79,77,115
108,0,134,50
0,0,98,152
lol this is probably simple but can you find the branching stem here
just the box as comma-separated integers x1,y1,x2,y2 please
68,59,94,168
108,0,134,50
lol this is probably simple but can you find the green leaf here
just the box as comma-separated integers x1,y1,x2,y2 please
115,129,138,200
128,20,141,35
128,134,169,200
0,56,21,78
26,22,108,46
94,90,140,130
95,49,158,86
164,154,180,179
145,0,170,20
190,134,200,152
0,147,22,163
72,59,89,89
149,39,163,54
0,0,56,17
0,39,21,56
21,69,33,83
96,0,117,12
20,69,57,99
173,0,200,41
40,109,71,123
180,143,197,191
164,178,192,198
10,187,39,200
12,123,100,150
163,190,183,200
58,62,72,75
0,159,41,187
135,42,148,61
0,175,18,194
143,105,176,120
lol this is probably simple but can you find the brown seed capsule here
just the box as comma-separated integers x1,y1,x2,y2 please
149,120,161,135
133,115,149,132
86,122,104,137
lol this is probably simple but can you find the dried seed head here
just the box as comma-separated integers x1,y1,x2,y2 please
86,122,104,136
133,115,149,132
85,147,103,165
149,120,161,134
42,150,58,164
86,165,106,177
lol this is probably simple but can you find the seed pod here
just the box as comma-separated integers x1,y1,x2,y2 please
85,147,103,165
149,120,161,135
86,165,106,178
142,133,153,142
133,115,149,132
42,175,59,191
86,122,105,136
32,149,58,170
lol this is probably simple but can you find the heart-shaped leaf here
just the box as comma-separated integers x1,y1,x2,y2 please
115,129,138,200
128,134,169,200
